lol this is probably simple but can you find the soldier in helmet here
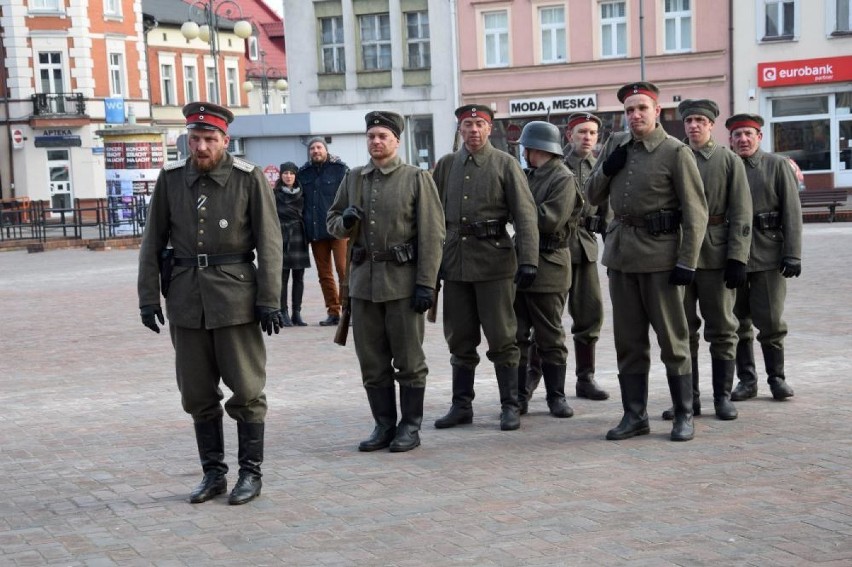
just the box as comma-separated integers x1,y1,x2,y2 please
514,121,582,418
138,101,284,505
432,104,539,432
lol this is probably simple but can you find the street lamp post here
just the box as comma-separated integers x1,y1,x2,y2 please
181,0,252,104
241,51,288,115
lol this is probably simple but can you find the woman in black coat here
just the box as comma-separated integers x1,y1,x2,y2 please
274,162,311,326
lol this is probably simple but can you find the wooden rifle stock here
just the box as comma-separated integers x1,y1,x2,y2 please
426,279,441,323
334,284,352,346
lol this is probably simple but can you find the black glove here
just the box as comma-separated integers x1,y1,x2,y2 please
342,206,362,229
514,264,538,289
668,265,695,286
410,285,434,314
140,305,164,334
602,144,628,177
255,306,285,335
780,257,801,278
724,259,748,289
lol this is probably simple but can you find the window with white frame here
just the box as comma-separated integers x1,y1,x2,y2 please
184,64,197,103
205,64,217,102
108,52,126,96
664,0,692,52
30,0,61,11
762,0,796,39
483,10,509,67
406,11,431,69
225,66,238,106
600,1,627,58
320,16,345,73
160,63,176,105
247,36,259,61
359,13,391,70
539,6,566,63
832,0,852,32
104,0,121,17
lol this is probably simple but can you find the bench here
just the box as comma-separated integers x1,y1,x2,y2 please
799,188,848,222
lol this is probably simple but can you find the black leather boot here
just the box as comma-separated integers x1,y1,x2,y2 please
541,362,574,418
606,374,650,440
434,366,475,428
762,344,794,400
189,418,228,504
731,339,758,401
280,307,293,327
495,364,520,431
517,364,530,415
668,374,695,441
390,386,424,452
574,340,609,400
711,358,738,420
360,386,397,452
290,308,307,327
229,422,264,505
662,357,700,420
526,343,542,400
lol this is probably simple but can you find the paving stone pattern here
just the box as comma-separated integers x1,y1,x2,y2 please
1,224,851,566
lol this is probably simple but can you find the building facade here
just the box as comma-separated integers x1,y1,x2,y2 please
282,0,457,168
456,0,733,159
732,0,852,190
0,0,152,204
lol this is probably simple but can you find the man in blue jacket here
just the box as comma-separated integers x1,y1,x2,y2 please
298,138,350,326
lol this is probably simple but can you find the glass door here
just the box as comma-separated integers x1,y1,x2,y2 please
48,150,73,211
836,115,852,188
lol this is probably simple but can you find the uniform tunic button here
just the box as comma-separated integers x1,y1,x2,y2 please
198,242,203,246
465,176,470,180
370,220,375,224
200,218,205,223
461,217,467,222
201,207,206,211
464,195,468,200
199,229,204,234
239,274,244,279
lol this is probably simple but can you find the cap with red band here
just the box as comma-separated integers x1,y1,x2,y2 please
182,101,234,134
566,112,601,132
616,81,660,103
454,104,494,123
725,113,764,132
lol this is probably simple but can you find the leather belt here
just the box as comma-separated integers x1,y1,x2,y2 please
369,250,396,262
174,252,254,268
707,214,726,225
614,214,645,228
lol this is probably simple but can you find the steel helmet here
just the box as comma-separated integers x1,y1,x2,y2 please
518,121,563,156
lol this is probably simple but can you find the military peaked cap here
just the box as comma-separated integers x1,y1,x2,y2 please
182,101,234,134
677,99,720,122
616,81,660,103
365,110,405,139
455,104,494,122
725,113,765,132
566,112,602,132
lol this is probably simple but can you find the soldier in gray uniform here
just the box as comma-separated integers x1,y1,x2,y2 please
726,113,802,402
514,121,581,419
659,99,752,422
327,111,445,452
586,82,708,442
432,104,539,431
138,102,284,505
525,113,610,403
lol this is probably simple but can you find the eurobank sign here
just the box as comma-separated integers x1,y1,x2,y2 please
757,55,852,87
509,94,597,117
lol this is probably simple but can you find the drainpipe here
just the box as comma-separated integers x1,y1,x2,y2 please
639,0,646,80
0,23,15,198
449,0,460,108
728,0,735,115
142,15,158,125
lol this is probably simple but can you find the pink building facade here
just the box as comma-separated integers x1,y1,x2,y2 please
456,0,732,155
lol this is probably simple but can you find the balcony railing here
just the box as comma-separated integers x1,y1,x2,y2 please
30,92,87,117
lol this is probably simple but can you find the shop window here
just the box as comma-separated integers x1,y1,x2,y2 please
770,95,830,172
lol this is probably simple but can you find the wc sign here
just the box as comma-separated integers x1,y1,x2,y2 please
105,97,125,124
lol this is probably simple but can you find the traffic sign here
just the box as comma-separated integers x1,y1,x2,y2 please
263,164,280,187
12,128,24,149
506,124,521,142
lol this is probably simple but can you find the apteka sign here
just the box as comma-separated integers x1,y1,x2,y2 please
758,55,852,87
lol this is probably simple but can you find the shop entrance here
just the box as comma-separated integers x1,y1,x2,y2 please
837,115,852,188
48,149,73,211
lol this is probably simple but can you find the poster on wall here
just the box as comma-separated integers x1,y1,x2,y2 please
104,140,165,234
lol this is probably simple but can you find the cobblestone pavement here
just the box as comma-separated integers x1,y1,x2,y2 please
1,224,851,566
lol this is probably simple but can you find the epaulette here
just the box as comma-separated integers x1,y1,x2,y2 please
164,158,187,171
232,157,255,173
